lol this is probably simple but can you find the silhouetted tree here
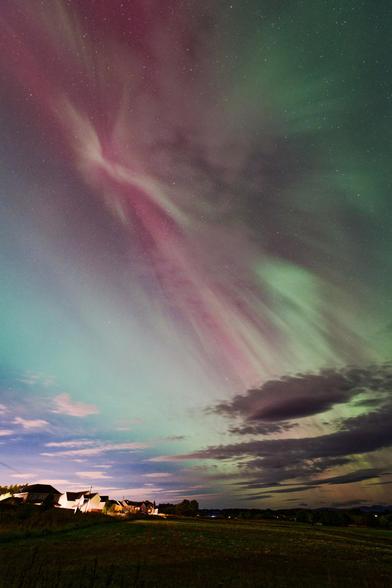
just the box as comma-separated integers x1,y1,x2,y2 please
0,484,24,494
158,503,176,515
175,499,199,517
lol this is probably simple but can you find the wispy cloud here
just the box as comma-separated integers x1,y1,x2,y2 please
144,472,171,478
76,471,112,479
41,441,149,457
115,418,143,431
36,479,72,488
51,394,99,418
0,429,14,436
13,417,49,429
0,460,20,472
148,455,181,463
19,372,56,387
0,404,7,414
45,440,96,448
99,486,163,499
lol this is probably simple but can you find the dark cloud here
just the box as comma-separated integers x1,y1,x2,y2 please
246,487,313,501
246,494,273,501
352,397,385,408
186,404,392,463
330,500,371,508
365,479,392,487
238,468,385,495
212,364,392,428
305,468,384,487
241,456,350,474
228,422,295,436
181,364,392,494
266,486,313,495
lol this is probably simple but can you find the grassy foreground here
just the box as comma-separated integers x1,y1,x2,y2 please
0,516,391,587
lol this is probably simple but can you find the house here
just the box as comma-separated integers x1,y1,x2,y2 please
57,490,109,513
140,500,158,515
104,500,125,514
121,500,158,515
58,491,87,511
79,492,108,513
3,482,158,516
0,493,24,507
0,492,12,502
121,500,143,514
14,484,61,506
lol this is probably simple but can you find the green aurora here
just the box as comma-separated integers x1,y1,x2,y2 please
0,0,391,507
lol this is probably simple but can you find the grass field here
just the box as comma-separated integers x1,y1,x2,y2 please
0,515,391,587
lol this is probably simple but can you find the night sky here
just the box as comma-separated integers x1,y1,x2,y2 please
0,0,391,508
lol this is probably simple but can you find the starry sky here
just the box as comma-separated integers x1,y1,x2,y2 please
0,0,391,508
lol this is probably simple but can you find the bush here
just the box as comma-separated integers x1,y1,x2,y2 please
0,503,114,542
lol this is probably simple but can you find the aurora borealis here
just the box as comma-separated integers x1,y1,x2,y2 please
0,0,391,507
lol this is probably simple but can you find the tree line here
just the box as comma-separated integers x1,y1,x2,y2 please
158,500,199,516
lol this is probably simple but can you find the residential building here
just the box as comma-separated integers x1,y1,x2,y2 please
14,484,61,506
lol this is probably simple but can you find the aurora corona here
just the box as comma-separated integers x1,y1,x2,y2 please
0,0,391,508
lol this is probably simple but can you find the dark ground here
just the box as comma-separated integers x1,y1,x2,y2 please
0,515,391,587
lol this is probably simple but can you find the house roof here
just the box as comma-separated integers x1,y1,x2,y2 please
19,484,61,494
65,491,87,500
122,500,154,507
0,495,24,504
123,500,143,506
